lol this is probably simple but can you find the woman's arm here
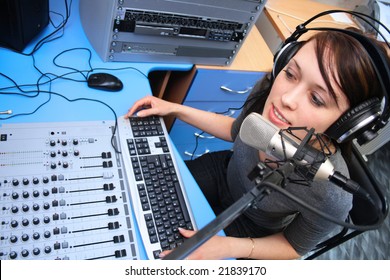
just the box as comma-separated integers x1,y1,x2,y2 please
126,96,235,142
159,228,301,260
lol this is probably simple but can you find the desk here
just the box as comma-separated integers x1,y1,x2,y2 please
260,0,356,53
0,0,216,260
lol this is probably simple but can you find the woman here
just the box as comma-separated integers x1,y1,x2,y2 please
125,30,388,259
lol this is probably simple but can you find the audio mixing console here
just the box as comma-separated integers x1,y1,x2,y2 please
0,120,139,260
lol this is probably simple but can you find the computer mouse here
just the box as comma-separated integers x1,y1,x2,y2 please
87,73,123,92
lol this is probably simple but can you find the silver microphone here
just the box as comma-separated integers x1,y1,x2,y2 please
239,112,373,201
239,112,334,181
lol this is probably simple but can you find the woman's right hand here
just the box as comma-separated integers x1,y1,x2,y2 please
125,95,178,118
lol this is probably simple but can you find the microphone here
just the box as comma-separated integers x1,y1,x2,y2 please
239,112,371,198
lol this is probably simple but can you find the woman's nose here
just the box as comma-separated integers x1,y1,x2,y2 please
281,87,302,110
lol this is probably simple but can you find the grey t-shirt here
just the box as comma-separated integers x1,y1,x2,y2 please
227,107,353,256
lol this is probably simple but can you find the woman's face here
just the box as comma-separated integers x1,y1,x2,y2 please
263,40,350,139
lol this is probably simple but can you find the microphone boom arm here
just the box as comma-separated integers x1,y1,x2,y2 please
163,161,296,260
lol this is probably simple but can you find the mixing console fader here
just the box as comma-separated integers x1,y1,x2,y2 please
0,121,139,260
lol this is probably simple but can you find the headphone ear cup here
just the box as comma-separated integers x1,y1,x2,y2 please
272,41,302,79
325,97,382,143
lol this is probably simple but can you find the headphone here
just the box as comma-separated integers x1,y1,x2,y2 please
272,10,390,145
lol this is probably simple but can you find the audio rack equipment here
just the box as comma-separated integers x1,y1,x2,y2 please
79,0,267,65
0,120,140,260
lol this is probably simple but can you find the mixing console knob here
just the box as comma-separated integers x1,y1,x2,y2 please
21,233,29,242
12,192,19,199
44,246,51,254
74,150,80,156
22,191,29,199
33,190,40,198
73,139,79,145
50,162,57,169
50,151,56,158
10,235,18,243
11,206,19,214
62,150,68,157
22,219,29,226
44,231,51,239
43,189,50,196
32,248,40,256
33,203,40,211
12,179,19,186
22,178,29,185
50,140,56,147
62,140,68,146
32,218,40,225
63,162,69,168
10,220,18,228
21,249,29,258
9,251,17,260
33,232,40,240
43,202,50,210
33,177,39,185
22,204,29,212
43,216,50,224
43,177,49,184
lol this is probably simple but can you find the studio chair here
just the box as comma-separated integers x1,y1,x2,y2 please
305,144,389,259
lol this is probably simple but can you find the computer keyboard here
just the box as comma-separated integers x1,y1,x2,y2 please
117,115,196,259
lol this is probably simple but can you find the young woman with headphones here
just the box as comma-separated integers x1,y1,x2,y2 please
125,11,390,259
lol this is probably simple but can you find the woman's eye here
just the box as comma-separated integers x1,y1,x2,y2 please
311,94,325,107
283,69,294,80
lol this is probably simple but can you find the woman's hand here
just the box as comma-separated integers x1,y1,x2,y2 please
125,96,178,118
159,228,232,260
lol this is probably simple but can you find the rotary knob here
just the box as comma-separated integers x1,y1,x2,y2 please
12,179,19,187
43,189,50,197
10,235,18,243
32,232,40,240
11,192,19,200
11,206,19,214
32,217,40,225
21,249,29,258
21,233,29,242
33,177,40,185
33,190,40,198
44,246,52,254
22,191,29,199
33,203,40,211
9,251,17,260
44,231,51,239
22,219,29,227
32,248,41,256
22,178,29,185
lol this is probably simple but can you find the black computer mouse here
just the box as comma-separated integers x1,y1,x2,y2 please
87,73,123,92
